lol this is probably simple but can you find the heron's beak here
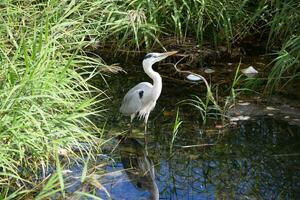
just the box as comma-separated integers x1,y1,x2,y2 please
162,51,178,57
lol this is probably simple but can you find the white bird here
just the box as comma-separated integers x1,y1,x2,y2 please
120,51,178,133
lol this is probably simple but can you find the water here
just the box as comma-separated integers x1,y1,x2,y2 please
99,120,300,199
90,63,300,199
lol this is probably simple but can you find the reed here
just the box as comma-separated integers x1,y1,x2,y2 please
78,0,249,50
0,0,107,198
243,0,300,93
265,36,300,93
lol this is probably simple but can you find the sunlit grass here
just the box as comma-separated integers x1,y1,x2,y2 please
0,0,107,198
75,0,249,50
170,108,182,152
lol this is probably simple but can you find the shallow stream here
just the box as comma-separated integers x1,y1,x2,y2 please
90,59,300,199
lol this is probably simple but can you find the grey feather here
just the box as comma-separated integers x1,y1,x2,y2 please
120,82,152,116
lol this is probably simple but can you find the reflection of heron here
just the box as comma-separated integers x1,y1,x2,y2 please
119,136,159,200
120,51,178,133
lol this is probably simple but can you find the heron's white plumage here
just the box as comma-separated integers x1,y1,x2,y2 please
120,51,177,130
120,82,152,116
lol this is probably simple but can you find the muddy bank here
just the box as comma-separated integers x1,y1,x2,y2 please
228,98,300,126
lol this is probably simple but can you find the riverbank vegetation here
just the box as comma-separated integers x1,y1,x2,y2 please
0,0,107,198
1,0,299,198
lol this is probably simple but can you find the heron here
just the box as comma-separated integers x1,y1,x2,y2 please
120,51,178,133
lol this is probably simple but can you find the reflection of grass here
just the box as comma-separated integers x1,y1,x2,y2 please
162,119,299,199
36,152,111,200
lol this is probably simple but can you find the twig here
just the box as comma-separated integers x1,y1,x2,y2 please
171,56,221,110
172,56,210,89
179,144,215,148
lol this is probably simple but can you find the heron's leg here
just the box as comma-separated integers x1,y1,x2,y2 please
144,113,150,154
144,135,148,155
130,113,135,123
144,124,147,134
144,113,150,134
129,113,135,134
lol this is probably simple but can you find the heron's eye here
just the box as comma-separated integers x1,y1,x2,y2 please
144,54,157,60
144,54,152,59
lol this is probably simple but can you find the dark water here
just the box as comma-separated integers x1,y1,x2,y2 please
100,119,300,200
88,63,300,200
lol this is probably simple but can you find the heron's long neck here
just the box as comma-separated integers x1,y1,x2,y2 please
143,63,162,99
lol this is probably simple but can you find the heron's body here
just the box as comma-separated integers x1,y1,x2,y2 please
120,51,177,132
120,82,156,118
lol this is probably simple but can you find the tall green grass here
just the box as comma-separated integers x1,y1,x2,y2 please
0,0,107,198
263,0,300,93
77,0,249,50
97,0,299,93
266,0,300,49
265,36,300,93
243,0,300,94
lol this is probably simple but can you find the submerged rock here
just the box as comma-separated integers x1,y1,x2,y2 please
204,68,215,74
230,115,251,121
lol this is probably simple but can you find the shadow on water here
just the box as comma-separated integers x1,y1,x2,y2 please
89,57,300,199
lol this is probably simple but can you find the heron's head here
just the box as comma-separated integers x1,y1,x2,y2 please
142,51,178,66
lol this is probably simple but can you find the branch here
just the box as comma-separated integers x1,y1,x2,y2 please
171,56,220,110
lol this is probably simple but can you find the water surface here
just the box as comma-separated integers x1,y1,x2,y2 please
93,64,300,199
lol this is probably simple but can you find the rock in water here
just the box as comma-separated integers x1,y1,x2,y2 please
241,66,258,77
204,68,215,74
186,74,202,81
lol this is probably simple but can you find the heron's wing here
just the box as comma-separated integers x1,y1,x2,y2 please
120,90,142,115
120,82,152,116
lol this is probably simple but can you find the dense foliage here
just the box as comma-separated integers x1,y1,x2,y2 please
0,1,105,198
